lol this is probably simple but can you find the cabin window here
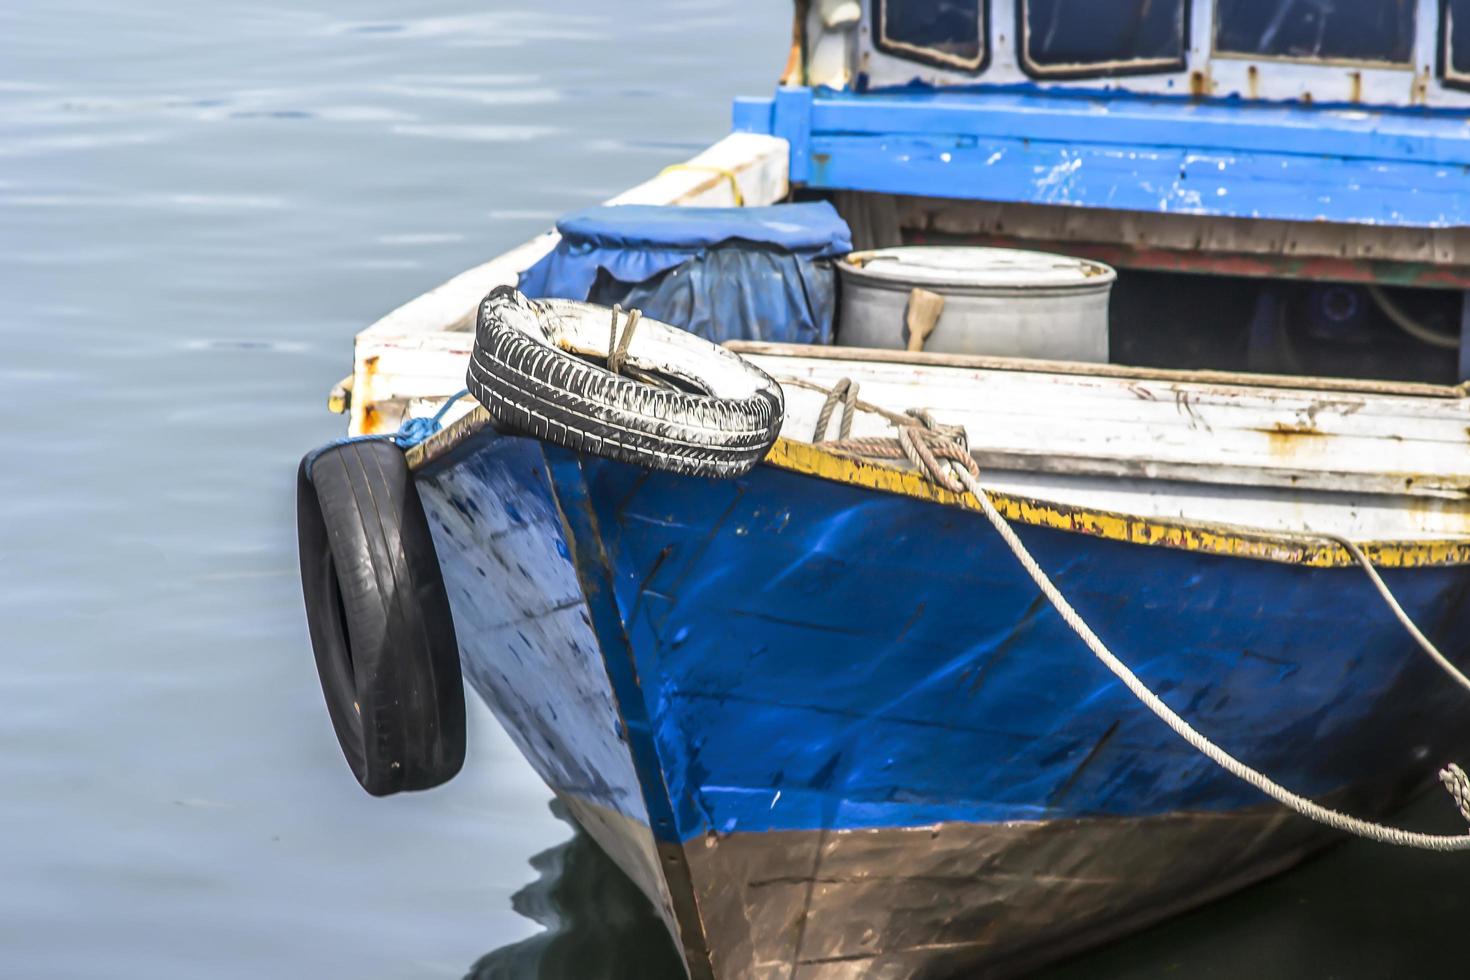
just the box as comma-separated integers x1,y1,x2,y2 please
1444,0,1470,88
1019,0,1188,78
1214,0,1416,66
874,0,988,71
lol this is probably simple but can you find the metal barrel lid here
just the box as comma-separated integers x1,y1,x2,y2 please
839,246,1116,293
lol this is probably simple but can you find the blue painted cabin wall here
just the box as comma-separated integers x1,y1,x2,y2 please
419,431,1470,852
734,88,1470,227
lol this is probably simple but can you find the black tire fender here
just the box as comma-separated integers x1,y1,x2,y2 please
296,439,465,796
466,286,784,478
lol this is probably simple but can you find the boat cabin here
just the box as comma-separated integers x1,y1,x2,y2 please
834,0,1462,105
721,0,1470,385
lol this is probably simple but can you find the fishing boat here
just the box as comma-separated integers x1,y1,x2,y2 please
296,2,1470,977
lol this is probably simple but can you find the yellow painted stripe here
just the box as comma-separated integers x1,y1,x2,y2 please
765,438,1470,569
409,413,1470,569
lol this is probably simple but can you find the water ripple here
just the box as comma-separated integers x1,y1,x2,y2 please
321,13,604,44
391,123,558,143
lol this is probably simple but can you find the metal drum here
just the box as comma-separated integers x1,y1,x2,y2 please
836,246,1115,361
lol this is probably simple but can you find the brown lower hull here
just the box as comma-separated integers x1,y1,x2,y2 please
687,807,1331,979
561,794,1359,980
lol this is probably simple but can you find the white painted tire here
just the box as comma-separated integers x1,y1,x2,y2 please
466,286,784,478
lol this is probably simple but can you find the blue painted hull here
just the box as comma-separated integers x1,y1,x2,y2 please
415,428,1470,978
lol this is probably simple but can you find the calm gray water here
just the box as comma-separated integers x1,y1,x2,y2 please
3,2,1467,978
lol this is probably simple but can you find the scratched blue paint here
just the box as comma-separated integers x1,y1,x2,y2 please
414,435,650,824
732,88,1470,227
420,430,1470,849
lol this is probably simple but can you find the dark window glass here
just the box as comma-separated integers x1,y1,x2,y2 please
876,0,986,70
1445,0,1470,84
1215,0,1415,64
1022,0,1187,76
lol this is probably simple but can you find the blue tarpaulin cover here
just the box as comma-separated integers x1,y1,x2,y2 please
518,202,852,345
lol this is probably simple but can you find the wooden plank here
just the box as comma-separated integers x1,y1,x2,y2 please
350,337,473,433
764,355,1470,498
727,340,1467,399
891,196,1470,282
912,232,1470,290
362,332,1470,498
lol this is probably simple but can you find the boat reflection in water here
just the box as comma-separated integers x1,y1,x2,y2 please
467,801,684,980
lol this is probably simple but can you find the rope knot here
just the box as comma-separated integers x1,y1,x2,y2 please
393,416,440,448
903,407,967,451
897,408,978,495
803,376,978,494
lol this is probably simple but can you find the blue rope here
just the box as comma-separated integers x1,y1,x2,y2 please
402,387,472,445
303,389,471,481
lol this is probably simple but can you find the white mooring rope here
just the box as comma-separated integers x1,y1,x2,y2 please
1321,532,1470,696
793,376,1470,849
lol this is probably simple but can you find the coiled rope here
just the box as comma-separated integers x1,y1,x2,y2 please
795,376,1470,850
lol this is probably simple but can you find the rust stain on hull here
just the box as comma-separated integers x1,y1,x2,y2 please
1260,421,1328,458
